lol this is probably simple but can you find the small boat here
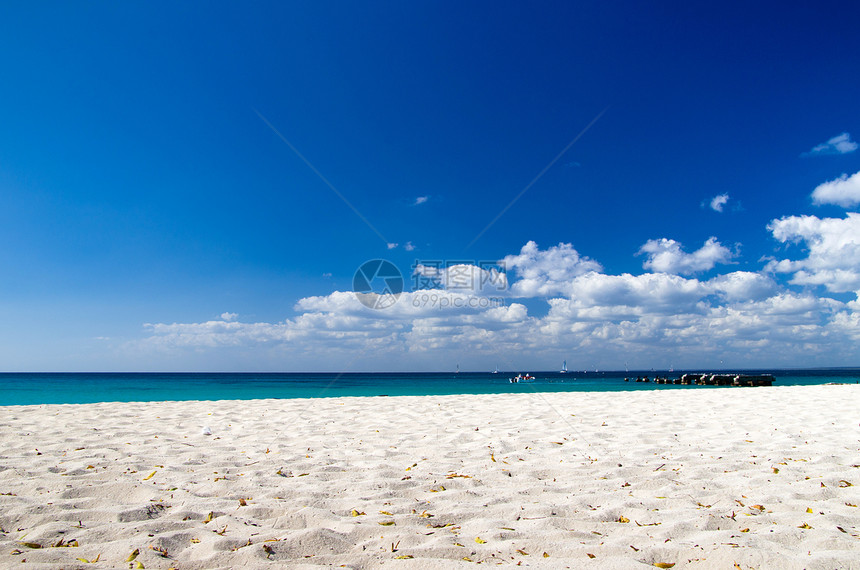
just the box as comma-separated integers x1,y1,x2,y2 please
560,360,568,373
492,365,499,374
509,373,535,383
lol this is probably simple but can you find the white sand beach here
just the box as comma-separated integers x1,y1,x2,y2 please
1,385,858,569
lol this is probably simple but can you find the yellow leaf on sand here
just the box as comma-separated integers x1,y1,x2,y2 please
475,537,486,544
190,538,200,543
18,542,42,549
516,549,528,555
740,528,750,533
135,562,145,569
350,509,366,517
379,521,395,526
454,542,465,547
462,557,472,562
806,507,813,513
76,554,101,563
143,471,156,481
839,480,853,487
395,555,414,559
772,468,779,474
379,511,393,515
204,511,214,523
654,564,675,569
750,505,765,512
798,522,812,529
543,552,550,558
126,548,140,561
617,515,630,523
587,553,596,558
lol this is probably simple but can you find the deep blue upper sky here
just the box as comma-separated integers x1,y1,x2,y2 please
1,2,858,370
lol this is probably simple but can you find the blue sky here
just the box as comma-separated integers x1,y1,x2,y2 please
1,1,859,371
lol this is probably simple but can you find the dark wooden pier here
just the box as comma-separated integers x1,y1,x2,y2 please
627,373,775,387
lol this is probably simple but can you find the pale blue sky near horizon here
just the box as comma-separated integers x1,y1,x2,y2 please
1,1,859,371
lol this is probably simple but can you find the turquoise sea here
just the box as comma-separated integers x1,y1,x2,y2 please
0,369,858,406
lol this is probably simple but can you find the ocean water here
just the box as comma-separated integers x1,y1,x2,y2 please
0,369,858,406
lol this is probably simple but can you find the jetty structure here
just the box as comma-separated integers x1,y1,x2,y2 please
629,373,775,387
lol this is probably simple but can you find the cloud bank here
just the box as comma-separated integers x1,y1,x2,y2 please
133,173,860,370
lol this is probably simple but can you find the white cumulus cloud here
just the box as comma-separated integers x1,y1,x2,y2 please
766,212,860,293
639,237,734,275
709,193,729,212
811,170,860,208
502,241,602,297
804,132,858,156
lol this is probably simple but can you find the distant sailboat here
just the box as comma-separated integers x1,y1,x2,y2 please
456,364,460,374
560,360,568,373
492,365,499,374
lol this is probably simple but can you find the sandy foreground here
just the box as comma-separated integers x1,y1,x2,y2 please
0,386,858,569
